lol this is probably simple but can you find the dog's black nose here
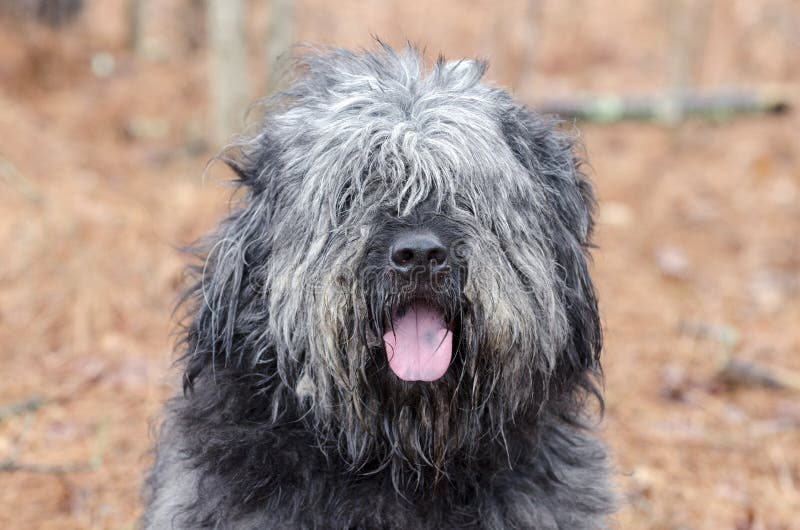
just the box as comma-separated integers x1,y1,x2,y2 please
389,231,447,277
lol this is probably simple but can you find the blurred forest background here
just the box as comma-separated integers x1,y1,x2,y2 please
1,0,799,528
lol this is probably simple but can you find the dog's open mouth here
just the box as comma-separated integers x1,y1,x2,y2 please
383,302,453,382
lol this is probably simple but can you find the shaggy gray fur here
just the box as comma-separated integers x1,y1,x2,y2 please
143,43,614,529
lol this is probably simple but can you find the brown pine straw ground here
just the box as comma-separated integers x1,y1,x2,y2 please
1,1,799,528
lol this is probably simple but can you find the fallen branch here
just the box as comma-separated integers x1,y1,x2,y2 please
0,419,108,474
717,357,800,392
0,460,94,474
0,154,42,202
678,319,740,350
535,88,792,123
0,396,47,422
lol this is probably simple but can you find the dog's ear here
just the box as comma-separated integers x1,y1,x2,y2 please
181,138,281,391
219,133,283,194
501,106,595,247
501,106,602,400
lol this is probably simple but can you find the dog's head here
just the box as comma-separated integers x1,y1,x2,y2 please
183,44,601,489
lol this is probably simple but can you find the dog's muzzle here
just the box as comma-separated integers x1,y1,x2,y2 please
383,229,454,382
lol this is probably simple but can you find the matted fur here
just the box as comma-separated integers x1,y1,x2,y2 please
143,43,614,529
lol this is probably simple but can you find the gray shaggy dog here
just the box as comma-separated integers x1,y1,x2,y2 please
143,44,614,529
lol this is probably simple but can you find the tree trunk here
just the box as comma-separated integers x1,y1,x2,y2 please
264,0,295,93
207,0,249,147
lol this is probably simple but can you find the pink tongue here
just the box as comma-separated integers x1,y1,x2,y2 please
383,304,452,382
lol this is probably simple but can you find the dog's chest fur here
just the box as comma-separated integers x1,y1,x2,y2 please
145,387,611,530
